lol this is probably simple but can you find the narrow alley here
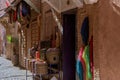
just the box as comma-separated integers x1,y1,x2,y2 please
0,57,32,80
1,0,120,80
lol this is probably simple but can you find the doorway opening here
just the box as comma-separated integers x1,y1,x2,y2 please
62,9,76,80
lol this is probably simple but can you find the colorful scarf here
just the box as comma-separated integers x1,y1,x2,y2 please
82,45,92,80
76,46,85,80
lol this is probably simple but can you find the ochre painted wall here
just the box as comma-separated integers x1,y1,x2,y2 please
96,0,120,79
76,0,120,79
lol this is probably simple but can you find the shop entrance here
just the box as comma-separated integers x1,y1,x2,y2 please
62,11,76,80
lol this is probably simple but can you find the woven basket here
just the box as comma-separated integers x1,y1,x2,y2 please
46,48,60,64
35,61,48,75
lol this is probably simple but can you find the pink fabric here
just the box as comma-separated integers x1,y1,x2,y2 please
78,46,86,80
5,0,10,7
78,47,84,61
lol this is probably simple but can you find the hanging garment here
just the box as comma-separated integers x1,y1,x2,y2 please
5,0,10,7
76,60,84,80
17,4,21,21
21,1,30,17
13,10,17,21
76,47,85,80
89,36,94,80
79,47,86,80
81,17,89,46
82,45,92,80
7,35,12,43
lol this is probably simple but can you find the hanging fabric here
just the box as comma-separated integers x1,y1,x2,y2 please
82,45,92,80
20,2,23,19
7,35,12,43
76,46,85,80
81,17,89,46
21,1,31,17
13,10,17,21
16,1,31,22
0,0,10,10
89,36,94,80
21,1,31,28
5,0,10,7
0,0,11,18
17,3,21,21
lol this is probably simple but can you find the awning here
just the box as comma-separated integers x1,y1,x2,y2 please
84,0,98,4
42,0,98,13
5,0,21,12
42,0,84,13
5,0,40,13
0,11,6,18
0,0,12,17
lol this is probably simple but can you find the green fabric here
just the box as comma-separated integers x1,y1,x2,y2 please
7,35,12,43
82,45,92,80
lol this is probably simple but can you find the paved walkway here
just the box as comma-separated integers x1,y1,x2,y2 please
0,57,33,80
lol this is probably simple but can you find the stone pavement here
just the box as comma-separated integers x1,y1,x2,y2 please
0,57,33,80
